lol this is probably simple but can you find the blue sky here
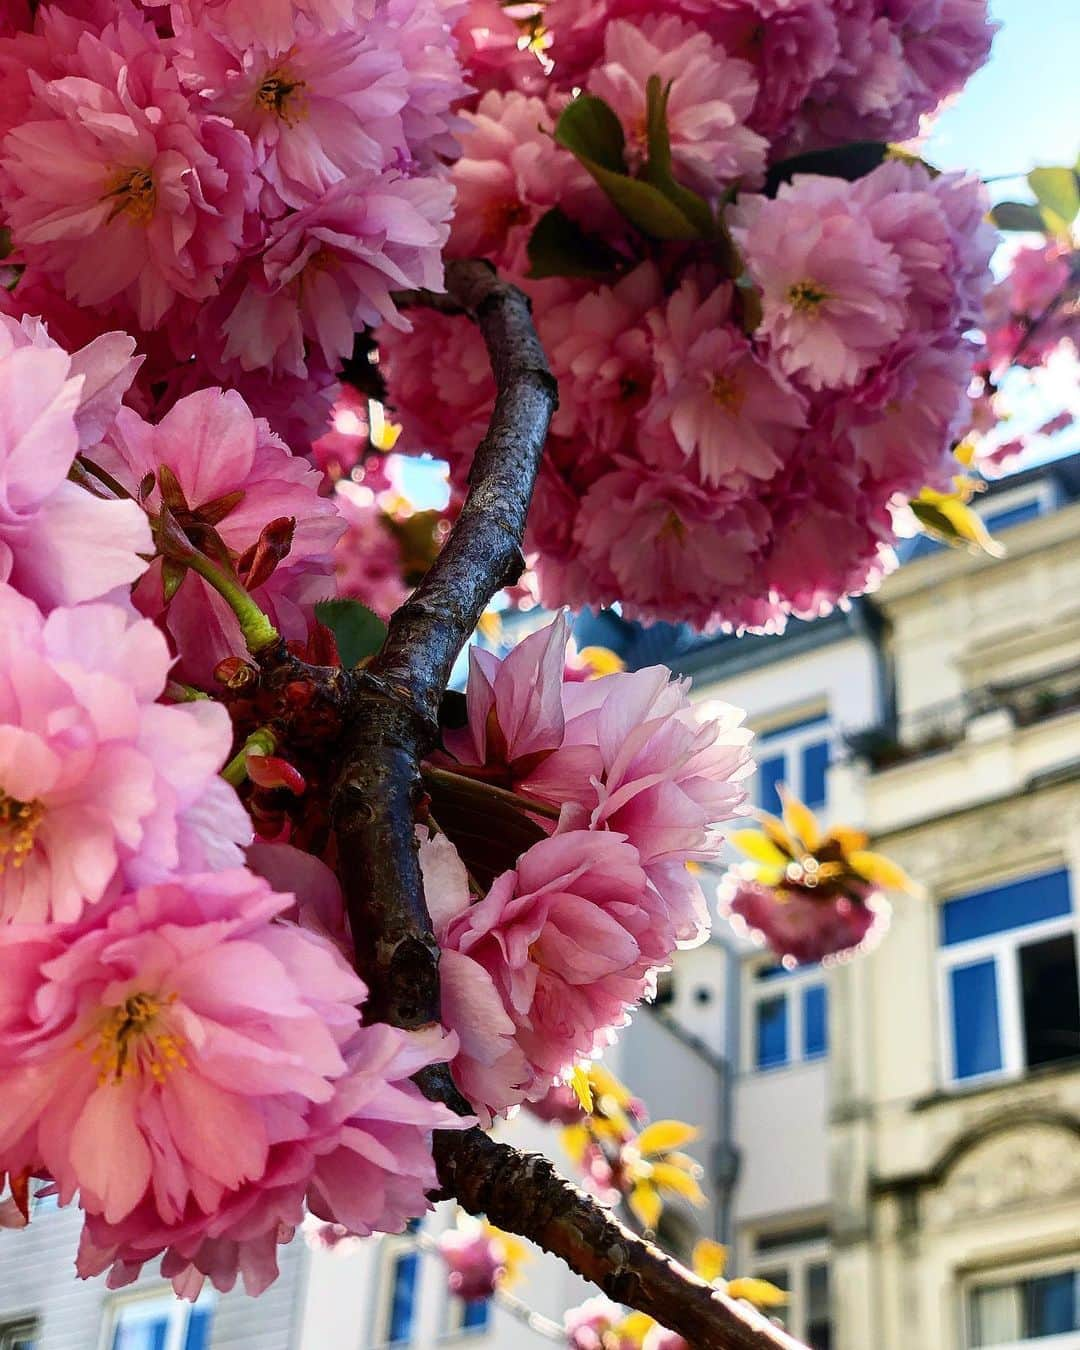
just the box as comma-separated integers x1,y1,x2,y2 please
925,0,1080,189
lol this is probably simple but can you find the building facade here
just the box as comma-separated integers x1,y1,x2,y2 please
3,457,1079,1349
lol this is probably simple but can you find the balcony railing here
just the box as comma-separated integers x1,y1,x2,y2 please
846,662,1080,770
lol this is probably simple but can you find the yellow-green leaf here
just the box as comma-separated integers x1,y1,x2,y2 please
758,812,799,858
727,1277,789,1308
628,1181,663,1232
780,787,821,851
560,1123,590,1166
730,831,789,868
693,1239,728,1284
617,1312,655,1345
650,1162,706,1207
636,1120,699,1157
570,1064,594,1113
575,645,625,676
848,849,920,895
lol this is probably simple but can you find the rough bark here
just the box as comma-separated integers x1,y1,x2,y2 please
328,261,808,1349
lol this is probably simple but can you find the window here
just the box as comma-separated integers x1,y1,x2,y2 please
967,1263,1080,1347
387,1251,419,1344
379,1218,424,1346
104,1292,213,1350
939,869,1080,1085
750,1230,832,1349
748,964,829,1071
0,1321,38,1350
754,712,832,813
446,1296,492,1338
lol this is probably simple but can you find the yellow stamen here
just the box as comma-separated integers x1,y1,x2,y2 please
104,168,157,224
710,373,745,413
90,992,188,1087
787,280,829,313
0,793,44,872
255,70,307,124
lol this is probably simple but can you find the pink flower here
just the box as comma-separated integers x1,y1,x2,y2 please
454,0,548,98
570,463,772,629
0,318,151,610
437,829,665,1105
75,1018,462,1298
176,21,410,211
843,340,973,497
1,6,254,329
95,387,344,687
588,16,766,198
380,308,494,475
732,176,908,391
420,829,531,1122
441,617,752,940
722,875,890,966
169,0,376,56
441,613,573,781
645,280,807,488
332,482,408,621
644,1328,687,1350
539,265,661,454
523,1080,584,1125
371,0,470,169
448,90,601,274
565,1296,637,1350
438,1224,505,1300
0,586,249,924
215,172,452,377
1004,242,1072,320
0,869,365,1220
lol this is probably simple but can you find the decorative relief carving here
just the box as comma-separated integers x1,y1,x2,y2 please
879,783,1080,892
925,1124,1080,1229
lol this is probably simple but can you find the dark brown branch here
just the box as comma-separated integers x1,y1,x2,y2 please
436,1130,808,1350
331,259,557,1034
331,262,808,1348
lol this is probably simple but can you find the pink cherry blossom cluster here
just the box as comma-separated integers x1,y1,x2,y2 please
418,614,753,1122
0,320,461,1297
0,0,465,452
380,0,998,631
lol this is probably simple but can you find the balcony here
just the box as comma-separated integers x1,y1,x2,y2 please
846,662,1080,771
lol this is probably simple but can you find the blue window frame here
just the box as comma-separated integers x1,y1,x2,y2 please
950,959,1003,1079
941,870,1072,946
755,994,788,1069
802,985,828,1059
109,1296,212,1350
388,1251,420,1344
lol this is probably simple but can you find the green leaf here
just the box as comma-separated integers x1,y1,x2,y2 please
989,200,1048,233
763,141,890,197
554,93,703,241
641,75,714,237
526,207,625,280
1027,166,1080,235
553,94,628,174
314,598,387,667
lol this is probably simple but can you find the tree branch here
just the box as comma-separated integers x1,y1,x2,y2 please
330,262,808,1348
436,1130,808,1350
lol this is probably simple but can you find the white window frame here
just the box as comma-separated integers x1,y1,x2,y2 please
752,709,832,813
744,960,829,1075
976,479,1058,535
748,1231,831,1347
98,1288,214,1350
937,893,1079,1088
962,1255,1080,1349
